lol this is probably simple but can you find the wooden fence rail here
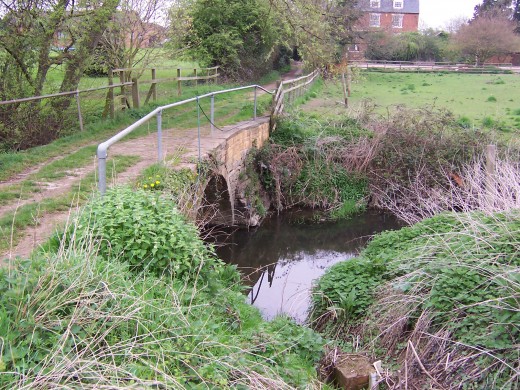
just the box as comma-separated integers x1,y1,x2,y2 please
272,69,319,118
350,60,515,74
271,69,319,130
0,65,221,132
106,66,220,117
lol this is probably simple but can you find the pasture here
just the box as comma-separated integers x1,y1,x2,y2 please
318,70,520,136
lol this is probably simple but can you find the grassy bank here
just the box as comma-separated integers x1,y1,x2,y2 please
0,186,329,389
310,210,520,388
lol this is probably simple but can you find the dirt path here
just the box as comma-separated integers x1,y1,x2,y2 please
262,61,304,92
1,63,303,261
1,120,255,260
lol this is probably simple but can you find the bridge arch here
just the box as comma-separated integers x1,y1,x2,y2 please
198,174,235,226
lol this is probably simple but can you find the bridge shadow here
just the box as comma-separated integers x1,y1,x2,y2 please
198,174,234,226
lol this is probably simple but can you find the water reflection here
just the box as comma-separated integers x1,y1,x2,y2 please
212,210,401,323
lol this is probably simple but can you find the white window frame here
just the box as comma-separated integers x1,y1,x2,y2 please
392,14,404,28
370,0,381,8
370,13,381,27
393,0,404,9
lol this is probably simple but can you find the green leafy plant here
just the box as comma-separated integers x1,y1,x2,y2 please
57,186,220,280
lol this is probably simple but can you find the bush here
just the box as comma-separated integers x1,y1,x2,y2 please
57,186,220,280
258,112,371,216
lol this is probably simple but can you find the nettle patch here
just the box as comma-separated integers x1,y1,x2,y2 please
55,186,221,280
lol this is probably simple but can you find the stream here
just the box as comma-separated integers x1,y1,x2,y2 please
209,209,401,323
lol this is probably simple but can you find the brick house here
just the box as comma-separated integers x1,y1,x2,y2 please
350,0,420,59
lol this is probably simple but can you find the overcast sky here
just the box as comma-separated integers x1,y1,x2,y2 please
420,0,483,29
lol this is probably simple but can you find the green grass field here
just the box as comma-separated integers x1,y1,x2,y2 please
320,71,520,135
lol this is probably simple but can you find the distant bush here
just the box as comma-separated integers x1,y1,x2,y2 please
457,115,472,128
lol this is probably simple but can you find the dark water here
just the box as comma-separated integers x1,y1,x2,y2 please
210,210,401,323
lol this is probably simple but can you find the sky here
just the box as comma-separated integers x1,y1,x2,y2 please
420,0,483,29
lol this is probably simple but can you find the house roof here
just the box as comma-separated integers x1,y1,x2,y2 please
358,0,420,14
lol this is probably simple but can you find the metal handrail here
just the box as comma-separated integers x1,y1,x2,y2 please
97,84,274,194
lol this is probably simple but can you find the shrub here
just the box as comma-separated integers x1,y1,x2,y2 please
486,95,497,102
57,186,220,280
482,115,497,128
457,115,472,128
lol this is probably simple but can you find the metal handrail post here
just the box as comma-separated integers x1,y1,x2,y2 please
98,153,107,195
196,97,201,163
210,94,215,133
157,110,163,162
253,86,257,120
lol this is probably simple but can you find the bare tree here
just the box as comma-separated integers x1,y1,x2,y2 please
443,16,469,34
0,0,119,149
451,13,520,65
96,0,167,76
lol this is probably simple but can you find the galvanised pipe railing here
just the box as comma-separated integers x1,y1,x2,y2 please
97,84,273,194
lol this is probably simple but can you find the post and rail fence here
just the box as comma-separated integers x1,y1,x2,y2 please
271,69,319,124
349,60,515,74
0,65,220,135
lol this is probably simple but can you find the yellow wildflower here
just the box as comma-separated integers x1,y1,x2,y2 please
143,184,148,189
156,180,160,185
151,183,155,188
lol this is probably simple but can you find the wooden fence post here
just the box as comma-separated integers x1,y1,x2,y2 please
102,69,115,119
131,78,140,109
341,73,348,107
152,68,157,102
485,144,497,206
119,70,128,109
193,68,197,86
177,68,182,96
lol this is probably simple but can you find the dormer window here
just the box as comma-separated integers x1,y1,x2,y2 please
370,0,381,8
393,0,403,9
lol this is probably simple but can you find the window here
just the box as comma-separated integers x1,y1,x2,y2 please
370,0,380,8
392,14,404,28
393,0,403,9
370,13,381,27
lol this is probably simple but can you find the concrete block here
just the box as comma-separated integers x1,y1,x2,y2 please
333,354,374,390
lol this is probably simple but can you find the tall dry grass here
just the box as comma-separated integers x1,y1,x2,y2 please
373,152,520,225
